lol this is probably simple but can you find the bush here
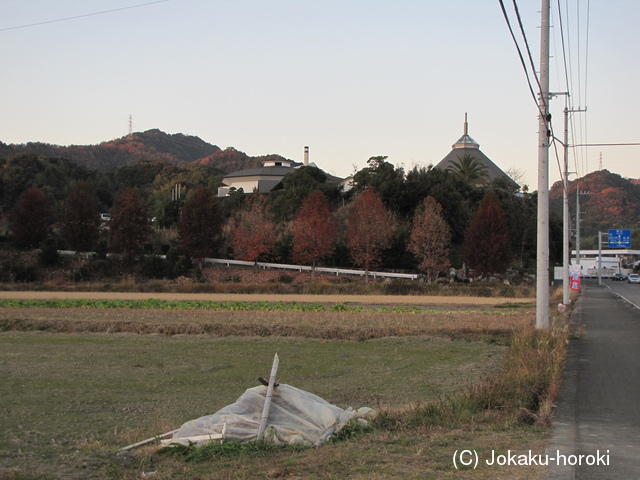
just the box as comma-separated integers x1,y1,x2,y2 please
38,236,60,267
0,254,38,283
278,274,294,284
142,255,171,279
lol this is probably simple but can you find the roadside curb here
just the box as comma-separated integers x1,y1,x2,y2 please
542,293,582,479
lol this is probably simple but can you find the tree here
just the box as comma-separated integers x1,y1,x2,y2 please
353,156,406,212
60,181,101,252
10,187,51,249
463,192,512,276
109,189,152,263
408,196,452,282
269,166,340,221
231,195,277,262
346,187,394,279
446,154,489,185
179,187,222,261
292,191,337,276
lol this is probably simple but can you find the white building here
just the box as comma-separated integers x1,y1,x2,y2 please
571,249,640,277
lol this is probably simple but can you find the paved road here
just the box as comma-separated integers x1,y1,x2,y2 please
545,279,640,479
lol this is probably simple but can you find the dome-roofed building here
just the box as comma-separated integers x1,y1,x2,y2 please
435,114,518,189
217,146,345,196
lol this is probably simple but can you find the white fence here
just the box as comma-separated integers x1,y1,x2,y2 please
204,258,419,280
57,250,419,280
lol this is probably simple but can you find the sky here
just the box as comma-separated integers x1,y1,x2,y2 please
1,0,639,190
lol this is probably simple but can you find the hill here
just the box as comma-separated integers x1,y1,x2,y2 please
550,169,640,237
0,130,289,174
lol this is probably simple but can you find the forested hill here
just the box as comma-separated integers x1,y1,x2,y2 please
0,129,286,173
550,169,640,237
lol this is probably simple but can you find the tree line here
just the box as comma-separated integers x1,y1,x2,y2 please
1,152,563,280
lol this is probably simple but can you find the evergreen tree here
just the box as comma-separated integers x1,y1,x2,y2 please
61,181,101,252
463,192,512,275
178,187,222,260
10,187,51,249
109,189,151,263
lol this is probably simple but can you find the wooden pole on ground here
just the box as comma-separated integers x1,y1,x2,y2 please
257,353,279,441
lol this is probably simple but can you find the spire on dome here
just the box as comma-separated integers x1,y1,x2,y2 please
453,112,479,149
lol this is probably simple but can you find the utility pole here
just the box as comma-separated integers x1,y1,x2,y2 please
562,105,587,306
537,0,551,330
575,189,589,266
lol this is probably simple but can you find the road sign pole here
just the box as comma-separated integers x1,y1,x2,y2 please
598,231,603,286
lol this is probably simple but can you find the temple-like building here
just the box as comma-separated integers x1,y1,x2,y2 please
435,114,518,188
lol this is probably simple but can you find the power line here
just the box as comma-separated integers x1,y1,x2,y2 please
0,0,169,32
573,142,640,147
497,0,543,112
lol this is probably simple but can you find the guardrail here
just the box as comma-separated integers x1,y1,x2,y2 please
204,258,419,280
57,250,419,280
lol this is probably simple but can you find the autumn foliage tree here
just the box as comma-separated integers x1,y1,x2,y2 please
179,187,222,261
292,190,337,276
346,187,394,278
231,195,277,262
61,181,101,252
109,188,152,263
408,196,451,282
463,191,512,276
10,187,51,249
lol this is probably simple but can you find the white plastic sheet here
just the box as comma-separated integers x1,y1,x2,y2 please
169,384,376,447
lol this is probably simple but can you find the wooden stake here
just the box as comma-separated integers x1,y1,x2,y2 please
120,429,179,451
257,353,279,441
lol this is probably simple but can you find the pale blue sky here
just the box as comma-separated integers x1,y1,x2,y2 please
1,0,638,189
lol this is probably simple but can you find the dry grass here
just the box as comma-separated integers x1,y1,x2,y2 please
0,288,572,480
0,305,534,341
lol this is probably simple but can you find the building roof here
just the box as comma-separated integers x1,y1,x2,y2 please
223,165,299,179
434,114,518,188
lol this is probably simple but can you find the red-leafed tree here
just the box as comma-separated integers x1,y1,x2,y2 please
61,181,101,252
109,188,152,263
408,196,451,283
179,187,222,261
231,195,277,262
10,187,51,249
346,187,394,279
463,191,512,276
292,190,337,276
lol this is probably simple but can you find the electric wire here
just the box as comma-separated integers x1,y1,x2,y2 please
497,0,544,114
0,0,169,32
510,0,547,110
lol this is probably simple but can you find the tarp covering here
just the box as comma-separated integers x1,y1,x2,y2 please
169,384,376,447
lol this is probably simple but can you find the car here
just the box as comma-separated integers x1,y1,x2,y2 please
612,273,626,281
628,274,640,284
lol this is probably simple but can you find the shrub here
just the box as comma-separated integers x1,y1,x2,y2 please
38,236,60,267
278,274,294,284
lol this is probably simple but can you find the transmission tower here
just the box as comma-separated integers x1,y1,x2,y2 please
128,115,133,136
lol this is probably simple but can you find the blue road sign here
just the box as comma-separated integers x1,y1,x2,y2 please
608,229,631,248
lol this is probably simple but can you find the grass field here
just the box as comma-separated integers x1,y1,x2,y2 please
0,292,564,480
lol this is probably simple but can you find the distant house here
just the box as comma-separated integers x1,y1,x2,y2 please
217,146,345,196
217,157,302,196
434,114,518,189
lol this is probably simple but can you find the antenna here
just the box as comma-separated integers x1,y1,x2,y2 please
128,115,133,136
599,152,602,170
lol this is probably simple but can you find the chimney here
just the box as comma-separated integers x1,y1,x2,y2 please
304,146,309,166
